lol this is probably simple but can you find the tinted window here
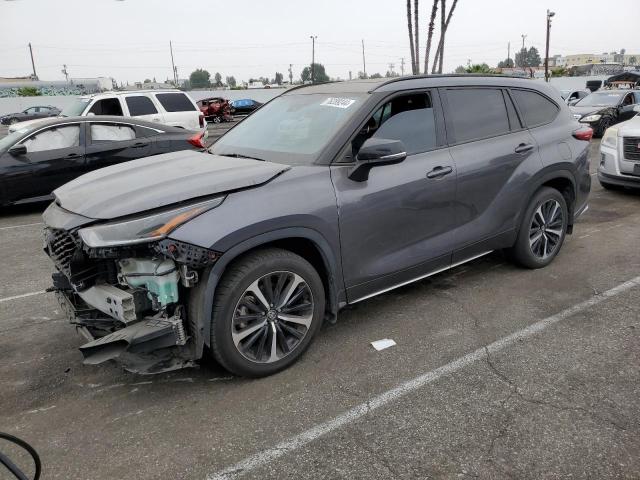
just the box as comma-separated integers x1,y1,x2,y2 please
22,125,80,152
511,89,559,127
353,93,437,156
88,98,123,116
126,96,158,116
90,123,136,142
446,88,510,143
155,93,196,112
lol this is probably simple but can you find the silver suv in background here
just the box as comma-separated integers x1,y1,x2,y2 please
9,89,206,134
43,75,592,378
599,105,640,189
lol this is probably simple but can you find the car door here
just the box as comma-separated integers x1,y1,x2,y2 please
23,107,38,120
331,90,457,302
618,92,638,122
85,121,151,171
3,122,86,203
440,87,542,262
153,92,199,130
123,94,165,125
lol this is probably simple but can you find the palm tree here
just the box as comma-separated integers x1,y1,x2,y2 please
424,0,438,74
431,0,459,74
414,0,420,73
407,0,417,74
466,63,494,74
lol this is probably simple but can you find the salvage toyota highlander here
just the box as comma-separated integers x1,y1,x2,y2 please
43,75,592,377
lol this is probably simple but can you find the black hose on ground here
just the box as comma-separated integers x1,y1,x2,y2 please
0,432,41,480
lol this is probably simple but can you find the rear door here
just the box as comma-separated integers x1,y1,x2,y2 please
122,94,165,125
4,122,85,202
85,121,151,171
153,92,199,130
441,87,542,262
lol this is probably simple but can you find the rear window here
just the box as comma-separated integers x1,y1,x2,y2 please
155,93,196,112
511,89,559,127
445,88,510,143
126,96,158,116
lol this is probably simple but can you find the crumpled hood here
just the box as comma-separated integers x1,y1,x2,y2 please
54,151,290,219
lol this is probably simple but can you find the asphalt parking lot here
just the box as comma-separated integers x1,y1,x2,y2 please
1,138,639,479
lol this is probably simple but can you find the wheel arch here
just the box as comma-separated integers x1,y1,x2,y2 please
188,228,343,357
519,169,577,235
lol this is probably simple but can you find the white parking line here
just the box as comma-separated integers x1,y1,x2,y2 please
0,290,47,303
206,275,640,480
0,222,43,231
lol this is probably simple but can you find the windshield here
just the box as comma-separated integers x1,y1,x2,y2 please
61,98,91,117
211,93,366,165
574,92,623,107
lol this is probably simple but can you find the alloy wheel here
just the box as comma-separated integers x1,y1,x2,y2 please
231,271,314,363
529,199,564,259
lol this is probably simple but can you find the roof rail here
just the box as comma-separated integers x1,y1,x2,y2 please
372,73,533,91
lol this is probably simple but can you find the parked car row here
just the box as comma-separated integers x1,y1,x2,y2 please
40,75,593,377
0,116,205,206
8,89,207,134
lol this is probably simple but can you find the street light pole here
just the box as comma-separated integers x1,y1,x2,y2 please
310,35,317,83
545,10,555,82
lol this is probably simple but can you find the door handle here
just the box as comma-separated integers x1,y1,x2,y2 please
66,153,81,158
133,142,147,148
514,143,535,154
426,166,453,179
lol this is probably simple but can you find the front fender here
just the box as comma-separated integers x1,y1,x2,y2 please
186,227,344,356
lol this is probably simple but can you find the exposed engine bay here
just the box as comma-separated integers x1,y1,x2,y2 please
45,225,219,374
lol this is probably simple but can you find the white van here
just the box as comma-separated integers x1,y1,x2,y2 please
9,90,206,134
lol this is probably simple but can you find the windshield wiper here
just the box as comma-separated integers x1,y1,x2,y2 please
220,153,267,162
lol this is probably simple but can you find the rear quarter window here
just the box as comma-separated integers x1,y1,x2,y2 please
126,96,158,116
511,89,559,127
155,93,197,112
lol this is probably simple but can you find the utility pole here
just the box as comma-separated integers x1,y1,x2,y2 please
507,42,511,67
28,42,38,80
400,57,405,76
309,35,317,83
361,39,367,77
545,10,555,82
169,41,178,86
289,64,293,85
349,70,352,81
520,34,527,68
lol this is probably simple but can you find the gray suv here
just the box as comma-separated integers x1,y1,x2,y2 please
43,75,592,377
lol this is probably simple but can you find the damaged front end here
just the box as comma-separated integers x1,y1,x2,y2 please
43,199,223,374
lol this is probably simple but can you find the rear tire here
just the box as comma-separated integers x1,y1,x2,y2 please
508,187,568,269
210,248,325,377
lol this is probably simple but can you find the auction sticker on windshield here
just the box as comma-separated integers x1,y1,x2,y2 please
321,97,356,109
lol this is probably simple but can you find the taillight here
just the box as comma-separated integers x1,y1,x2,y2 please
188,132,206,149
572,126,593,141
199,113,205,128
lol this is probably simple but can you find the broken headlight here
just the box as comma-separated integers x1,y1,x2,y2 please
78,197,225,248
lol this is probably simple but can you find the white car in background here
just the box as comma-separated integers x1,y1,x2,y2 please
9,90,206,135
598,105,640,190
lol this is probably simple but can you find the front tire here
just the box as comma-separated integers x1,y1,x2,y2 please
8,118,18,125
210,248,325,377
509,187,568,269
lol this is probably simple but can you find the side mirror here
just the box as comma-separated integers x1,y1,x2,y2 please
8,144,27,156
633,105,640,113
567,99,580,106
349,138,407,182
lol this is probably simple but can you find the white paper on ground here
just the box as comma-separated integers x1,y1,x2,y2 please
371,339,396,351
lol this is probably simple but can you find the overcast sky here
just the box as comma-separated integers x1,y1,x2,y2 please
1,0,639,84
